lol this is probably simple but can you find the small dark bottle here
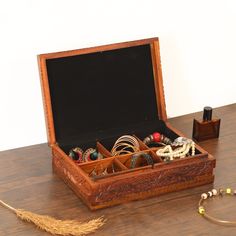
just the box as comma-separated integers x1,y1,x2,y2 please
192,106,221,142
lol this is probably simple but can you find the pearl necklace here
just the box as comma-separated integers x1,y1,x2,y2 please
156,137,195,161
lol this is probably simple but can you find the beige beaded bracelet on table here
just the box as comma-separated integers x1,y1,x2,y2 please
198,188,236,226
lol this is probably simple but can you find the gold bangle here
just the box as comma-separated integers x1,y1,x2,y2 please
111,142,138,153
113,135,139,147
111,135,140,156
112,149,133,156
111,143,139,156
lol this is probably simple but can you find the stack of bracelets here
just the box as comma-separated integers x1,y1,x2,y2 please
198,188,236,225
111,135,154,168
111,135,140,156
69,147,103,163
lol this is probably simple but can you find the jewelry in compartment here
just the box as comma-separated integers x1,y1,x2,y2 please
88,164,109,178
130,152,154,169
68,147,103,163
143,132,172,146
88,160,122,179
156,137,195,162
83,148,103,161
68,147,84,162
111,135,140,156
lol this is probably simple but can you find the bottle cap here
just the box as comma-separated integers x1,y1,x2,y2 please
203,106,212,121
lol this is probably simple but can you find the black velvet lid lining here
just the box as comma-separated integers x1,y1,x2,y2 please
46,44,164,150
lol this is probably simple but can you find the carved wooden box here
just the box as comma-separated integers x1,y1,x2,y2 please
38,38,215,210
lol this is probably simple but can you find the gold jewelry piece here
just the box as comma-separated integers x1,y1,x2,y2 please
112,149,136,156
111,135,140,156
89,164,109,177
113,135,139,147
111,143,139,156
198,188,236,226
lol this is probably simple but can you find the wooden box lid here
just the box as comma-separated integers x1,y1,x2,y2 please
38,38,167,147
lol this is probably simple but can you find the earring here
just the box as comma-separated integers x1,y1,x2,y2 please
69,147,83,162
69,147,103,163
83,148,103,161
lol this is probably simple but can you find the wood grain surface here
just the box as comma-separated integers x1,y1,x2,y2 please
0,104,236,236
38,37,215,210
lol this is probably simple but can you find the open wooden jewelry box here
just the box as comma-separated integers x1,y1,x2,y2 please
38,38,216,210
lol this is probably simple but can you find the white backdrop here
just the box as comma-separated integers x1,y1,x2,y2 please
1,0,236,151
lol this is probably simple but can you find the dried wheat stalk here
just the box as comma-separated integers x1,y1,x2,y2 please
0,200,105,235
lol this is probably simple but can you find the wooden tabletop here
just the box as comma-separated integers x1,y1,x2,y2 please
1,104,236,236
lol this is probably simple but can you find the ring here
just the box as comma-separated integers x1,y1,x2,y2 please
111,143,139,156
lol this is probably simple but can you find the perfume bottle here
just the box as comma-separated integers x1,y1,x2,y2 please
192,106,221,142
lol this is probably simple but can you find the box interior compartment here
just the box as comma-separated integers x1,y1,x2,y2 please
78,157,126,178
78,149,162,181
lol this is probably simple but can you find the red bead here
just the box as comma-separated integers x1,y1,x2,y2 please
153,132,161,142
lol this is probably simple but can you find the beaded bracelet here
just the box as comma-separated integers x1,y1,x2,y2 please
198,188,236,226
130,152,154,169
143,132,172,146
